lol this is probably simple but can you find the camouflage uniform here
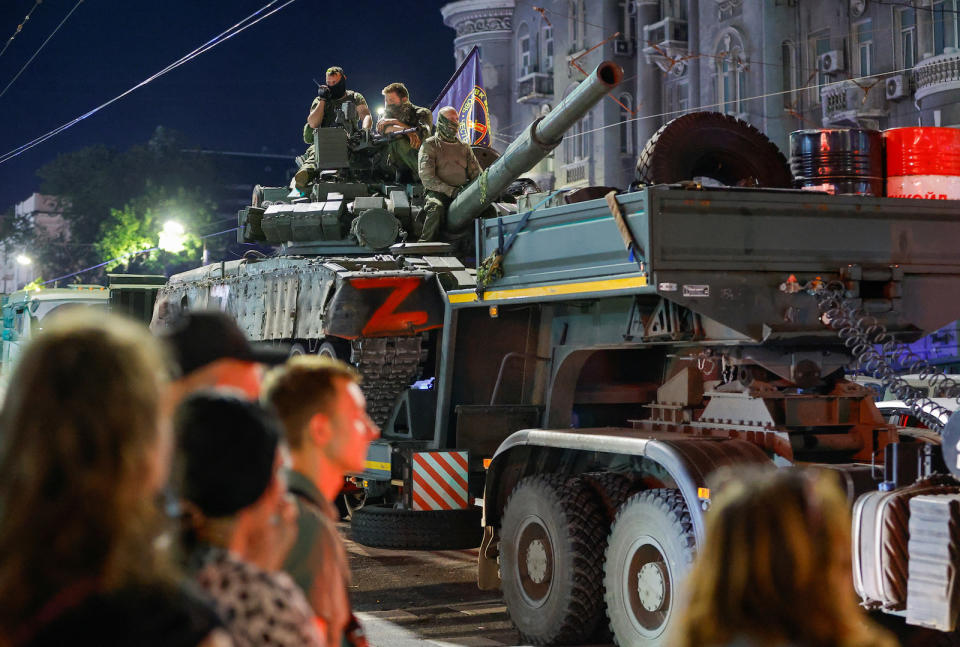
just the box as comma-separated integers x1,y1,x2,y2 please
295,90,368,190
416,130,481,242
382,101,432,180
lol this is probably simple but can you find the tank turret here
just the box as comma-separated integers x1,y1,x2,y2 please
238,61,623,252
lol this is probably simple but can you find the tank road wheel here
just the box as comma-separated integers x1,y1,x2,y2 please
349,504,482,550
636,111,793,188
603,489,696,646
500,475,608,645
317,339,350,362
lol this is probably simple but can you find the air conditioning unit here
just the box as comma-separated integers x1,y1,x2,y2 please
819,50,845,74
885,73,911,100
614,38,634,56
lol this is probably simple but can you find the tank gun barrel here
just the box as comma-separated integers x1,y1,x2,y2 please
445,60,623,233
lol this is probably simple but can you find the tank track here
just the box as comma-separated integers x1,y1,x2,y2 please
349,335,428,426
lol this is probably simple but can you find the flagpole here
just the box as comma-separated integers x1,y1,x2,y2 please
430,45,479,111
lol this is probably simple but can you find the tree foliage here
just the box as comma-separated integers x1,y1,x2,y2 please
28,127,224,282
96,187,223,275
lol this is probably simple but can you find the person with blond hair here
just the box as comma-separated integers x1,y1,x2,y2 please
0,310,229,647
674,467,895,647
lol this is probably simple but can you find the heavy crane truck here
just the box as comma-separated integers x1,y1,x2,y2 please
425,182,960,646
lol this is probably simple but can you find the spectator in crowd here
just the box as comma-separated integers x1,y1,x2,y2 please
674,467,896,647
175,391,325,647
0,310,230,647
157,310,288,402
262,355,380,647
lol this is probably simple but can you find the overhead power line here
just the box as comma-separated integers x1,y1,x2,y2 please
0,0,84,101
0,0,299,166
0,0,43,60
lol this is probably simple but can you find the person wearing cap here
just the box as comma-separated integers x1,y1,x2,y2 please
158,309,289,403
175,391,325,647
295,66,372,192
262,355,380,647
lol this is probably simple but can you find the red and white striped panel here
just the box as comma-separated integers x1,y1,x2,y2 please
411,451,469,511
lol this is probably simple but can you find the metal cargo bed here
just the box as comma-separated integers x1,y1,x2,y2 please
466,185,960,341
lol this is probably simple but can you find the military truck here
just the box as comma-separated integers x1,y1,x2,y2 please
0,274,165,389
453,177,960,643
0,285,111,379
151,61,625,546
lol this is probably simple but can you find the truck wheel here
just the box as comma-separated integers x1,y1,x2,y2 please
636,111,792,188
349,504,482,550
604,489,695,646
500,475,608,645
288,342,307,357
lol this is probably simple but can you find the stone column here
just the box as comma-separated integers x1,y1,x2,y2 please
635,0,663,149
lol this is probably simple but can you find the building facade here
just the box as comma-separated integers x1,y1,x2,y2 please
440,0,960,191
2,194,68,292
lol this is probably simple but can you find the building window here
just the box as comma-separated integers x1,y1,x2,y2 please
781,40,798,109
543,24,554,71
519,23,531,76
716,35,746,115
569,0,586,50
565,110,592,162
678,79,689,112
809,31,831,103
618,0,636,40
895,6,917,69
619,93,635,155
661,0,687,20
934,0,959,54
854,20,873,77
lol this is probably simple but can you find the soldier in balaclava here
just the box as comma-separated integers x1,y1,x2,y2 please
376,82,432,181
416,106,481,242
294,67,372,192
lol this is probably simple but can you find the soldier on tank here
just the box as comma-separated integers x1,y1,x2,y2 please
375,82,432,182
416,106,481,242
294,66,373,192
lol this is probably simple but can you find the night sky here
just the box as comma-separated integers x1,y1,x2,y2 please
0,0,455,211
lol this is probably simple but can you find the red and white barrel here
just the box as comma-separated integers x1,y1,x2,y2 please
885,127,960,200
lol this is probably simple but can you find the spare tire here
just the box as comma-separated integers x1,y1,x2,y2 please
350,504,482,550
636,112,792,188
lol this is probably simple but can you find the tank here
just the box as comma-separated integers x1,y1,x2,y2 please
151,61,624,427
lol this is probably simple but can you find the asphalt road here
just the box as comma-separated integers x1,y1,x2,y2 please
342,521,524,647
341,521,952,647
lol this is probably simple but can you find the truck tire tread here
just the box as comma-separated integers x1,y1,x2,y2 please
604,488,695,646
636,111,792,189
349,504,482,550
501,475,608,645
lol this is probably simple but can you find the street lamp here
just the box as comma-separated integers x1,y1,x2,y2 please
158,220,186,253
15,254,31,266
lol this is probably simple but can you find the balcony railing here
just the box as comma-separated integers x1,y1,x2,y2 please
561,160,588,186
914,51,960,103
517,72,554,105
820,79,887,126
642,17,689,71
